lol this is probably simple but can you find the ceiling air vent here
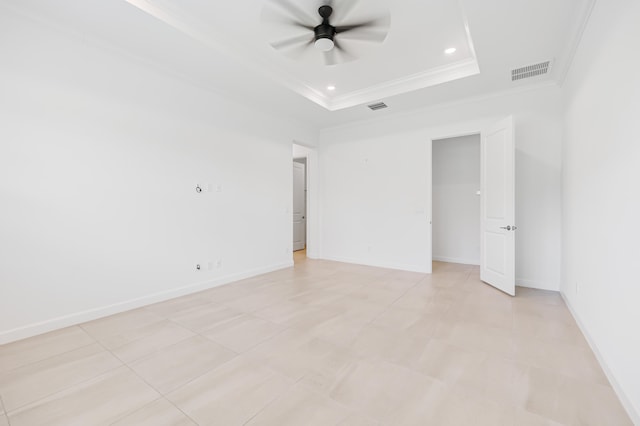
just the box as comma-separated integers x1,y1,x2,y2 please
511,61,551,81
368,102,388,111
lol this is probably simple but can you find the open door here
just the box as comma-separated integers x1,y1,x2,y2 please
480,117,516,296
292,161,306,251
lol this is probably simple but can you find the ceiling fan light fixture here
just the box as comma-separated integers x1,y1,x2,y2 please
314,37,335,51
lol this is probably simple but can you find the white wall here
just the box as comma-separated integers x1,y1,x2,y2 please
0,9,316,344
319,85,563,287
432,135,481,265
561,0,640,422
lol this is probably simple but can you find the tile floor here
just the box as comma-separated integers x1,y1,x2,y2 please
0,255,632,425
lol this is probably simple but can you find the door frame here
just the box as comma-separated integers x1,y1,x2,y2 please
430,133,482,267
292,142,318,258
427,124,488,275
292,158,307,251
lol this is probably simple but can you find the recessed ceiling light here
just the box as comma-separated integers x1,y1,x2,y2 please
445,47,457,55
327,85,336,91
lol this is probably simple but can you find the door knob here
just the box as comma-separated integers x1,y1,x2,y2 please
500,226,512,231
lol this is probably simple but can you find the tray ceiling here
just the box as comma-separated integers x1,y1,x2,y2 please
125,0,479,110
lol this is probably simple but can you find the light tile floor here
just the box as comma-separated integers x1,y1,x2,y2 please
0,256,632,425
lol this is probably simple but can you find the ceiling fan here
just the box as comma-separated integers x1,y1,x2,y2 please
263,0,390,65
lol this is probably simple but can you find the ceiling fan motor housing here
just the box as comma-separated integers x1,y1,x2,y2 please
315,5,336,42
314,24,336,41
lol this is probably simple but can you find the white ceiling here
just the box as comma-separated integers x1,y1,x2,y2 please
3,0,594,129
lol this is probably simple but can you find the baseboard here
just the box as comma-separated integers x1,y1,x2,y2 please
320,255,430,274
0,261,294,345
561,292,640,425
432,256,480,266
516,278,559,291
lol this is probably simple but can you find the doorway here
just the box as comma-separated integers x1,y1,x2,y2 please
291,141,318,263
432,134,481,266
429,116,516,296
292,157,307,254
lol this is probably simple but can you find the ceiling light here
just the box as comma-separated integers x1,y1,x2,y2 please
314,38,335,52
327,85,336,91
444,47,457,55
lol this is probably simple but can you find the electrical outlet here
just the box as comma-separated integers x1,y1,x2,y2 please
216,184,222,193
216,259,222,269
207,261,214,271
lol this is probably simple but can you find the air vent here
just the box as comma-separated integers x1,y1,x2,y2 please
368,102,388,111
511,61,551,81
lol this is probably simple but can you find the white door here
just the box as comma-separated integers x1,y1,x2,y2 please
480,117,516,296
292,161,306,251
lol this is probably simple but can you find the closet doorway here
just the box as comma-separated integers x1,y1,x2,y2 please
432,134,481,266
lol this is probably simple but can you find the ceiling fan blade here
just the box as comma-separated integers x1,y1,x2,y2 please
270,34,314,50
336,13,390,30
337,29,388,43
293,21,315,31
287,38,316,59
262,7,315,30
332,39,356,63
266,0,316,27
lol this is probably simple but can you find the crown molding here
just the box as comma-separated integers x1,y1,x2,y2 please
557,0,597,86
320,80,560,134
326,58,480,111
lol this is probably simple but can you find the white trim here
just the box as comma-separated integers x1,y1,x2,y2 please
328,59,480,111
432,256,479,266
516,278,558,291
320,80,559,134
456,0,478,64
0,262,293,345
561,292,640,425
320,256,430,274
